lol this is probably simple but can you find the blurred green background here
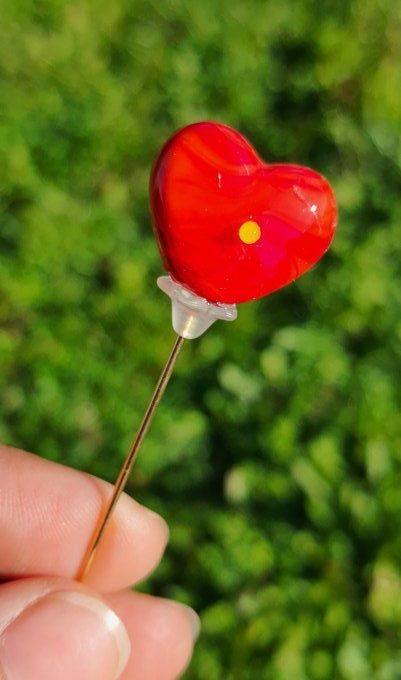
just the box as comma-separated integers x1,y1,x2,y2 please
1,0,401,677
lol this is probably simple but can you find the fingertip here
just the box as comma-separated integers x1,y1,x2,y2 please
106,591,200,679
0,446,170,592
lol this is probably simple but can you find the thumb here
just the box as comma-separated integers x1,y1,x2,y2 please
0,577,131,680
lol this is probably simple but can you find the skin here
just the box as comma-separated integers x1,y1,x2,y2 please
0,445,199,679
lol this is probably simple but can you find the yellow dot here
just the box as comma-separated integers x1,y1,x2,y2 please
238,220,261,244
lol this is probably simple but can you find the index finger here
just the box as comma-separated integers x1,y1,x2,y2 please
0,445,169,592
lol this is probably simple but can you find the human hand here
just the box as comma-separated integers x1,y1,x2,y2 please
0,445,199,679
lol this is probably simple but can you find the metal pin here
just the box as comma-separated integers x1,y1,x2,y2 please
78,334,185,581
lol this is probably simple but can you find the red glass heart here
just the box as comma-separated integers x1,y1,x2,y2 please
150,122,337,305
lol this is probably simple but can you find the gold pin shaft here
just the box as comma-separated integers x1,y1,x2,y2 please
78,334,185,581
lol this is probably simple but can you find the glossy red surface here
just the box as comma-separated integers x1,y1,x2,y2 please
150,122,337,305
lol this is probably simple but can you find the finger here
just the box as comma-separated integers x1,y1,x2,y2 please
0,445,169,592
105,590,200,680
0,577,131,680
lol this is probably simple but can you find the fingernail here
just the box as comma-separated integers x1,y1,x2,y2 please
144,508,170,543
1,590,131,680
188,608,201,641
175,603,201,642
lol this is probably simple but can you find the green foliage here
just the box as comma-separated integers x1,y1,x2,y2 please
1,0,401,677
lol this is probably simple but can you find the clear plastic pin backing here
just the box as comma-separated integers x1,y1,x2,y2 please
157,275,237,340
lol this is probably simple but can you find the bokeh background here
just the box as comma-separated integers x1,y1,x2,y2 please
1,0,401,678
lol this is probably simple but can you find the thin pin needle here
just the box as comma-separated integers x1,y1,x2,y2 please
78,334,185,581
